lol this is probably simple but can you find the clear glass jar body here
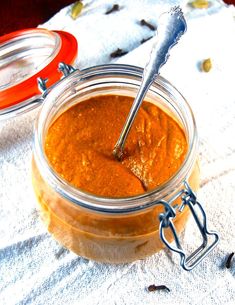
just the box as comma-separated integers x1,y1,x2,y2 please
32,64,199,263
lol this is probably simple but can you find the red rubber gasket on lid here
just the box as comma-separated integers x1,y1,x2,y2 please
0,28,78,110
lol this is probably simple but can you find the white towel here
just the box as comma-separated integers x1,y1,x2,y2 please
0,1,235,304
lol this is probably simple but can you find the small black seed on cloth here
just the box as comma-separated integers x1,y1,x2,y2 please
147,284,170,292
140,19,156,31
105,4,120,15
110,48,128,58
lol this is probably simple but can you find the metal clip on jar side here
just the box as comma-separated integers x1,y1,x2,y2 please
158,181,219,271
37,62,77,98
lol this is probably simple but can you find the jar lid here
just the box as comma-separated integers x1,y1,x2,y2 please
0,28,78,119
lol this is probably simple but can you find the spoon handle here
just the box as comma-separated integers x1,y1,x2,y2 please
113,6,187,160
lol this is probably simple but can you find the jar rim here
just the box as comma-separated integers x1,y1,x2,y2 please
34,64,198,214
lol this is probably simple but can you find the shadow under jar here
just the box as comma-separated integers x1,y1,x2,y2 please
32,64,218,270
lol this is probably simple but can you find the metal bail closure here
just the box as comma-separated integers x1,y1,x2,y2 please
58,62,76,77
159,181,219,271
37,62,77,99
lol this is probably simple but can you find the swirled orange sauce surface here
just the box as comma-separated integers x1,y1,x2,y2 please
45,95,187,197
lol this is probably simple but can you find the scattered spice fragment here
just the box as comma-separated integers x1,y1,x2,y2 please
105,4,120,14
147,284,170,292
225,252,234,269
201,58,212,72
110,48,128,58
191,0,209,9
71,1,84,20
141,36,153,44
140,19,156,31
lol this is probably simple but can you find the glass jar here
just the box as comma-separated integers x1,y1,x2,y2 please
32,64,218,270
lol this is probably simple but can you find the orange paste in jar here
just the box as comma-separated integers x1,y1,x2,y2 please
45,94,187,197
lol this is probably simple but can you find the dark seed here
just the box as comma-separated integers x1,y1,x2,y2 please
110,48,128,58
140,19,156,31
225,252,234,269
105,4,120,15
141,36,153,44
147,284,170,292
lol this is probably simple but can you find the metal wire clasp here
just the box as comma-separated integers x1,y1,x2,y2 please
58,62,76,77
159,181,219,271
37,62,77,98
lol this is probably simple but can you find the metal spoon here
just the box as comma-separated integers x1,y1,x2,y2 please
113,6,187,160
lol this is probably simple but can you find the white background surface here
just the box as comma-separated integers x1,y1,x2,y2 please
0,1,235,304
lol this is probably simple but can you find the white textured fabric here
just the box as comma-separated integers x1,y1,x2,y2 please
1,1,235,304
